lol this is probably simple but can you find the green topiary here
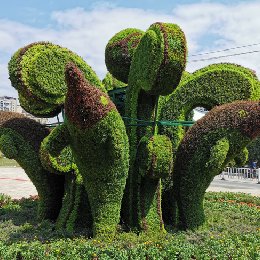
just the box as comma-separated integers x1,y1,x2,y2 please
105,28,144,83
103,72,127,115
40,123,92,233
7,22,260,236
102,72,127,92
8,42,105,117
247,137,260,163
0,112,64,220
41,63,129,239
138,135,173,179
234,147,249,167
173,101,260,229
121,22,187,232
158,63,260,224
129,22,187,96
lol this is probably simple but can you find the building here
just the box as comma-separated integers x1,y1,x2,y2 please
0,96,17,112
0,96,48,124
16,105,49,124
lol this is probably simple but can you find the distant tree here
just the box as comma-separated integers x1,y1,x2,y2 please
247,137,260,164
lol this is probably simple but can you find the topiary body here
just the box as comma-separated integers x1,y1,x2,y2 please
105,28,144,83
173,101,260,229
119,22,187,232
8,42,104,117
158,63,260,224
41,63,129,239
0,112,64,220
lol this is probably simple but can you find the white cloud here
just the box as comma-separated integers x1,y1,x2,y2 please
0,1,260,102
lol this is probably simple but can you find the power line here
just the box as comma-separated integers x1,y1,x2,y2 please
189,49,260,63
189,42,260,57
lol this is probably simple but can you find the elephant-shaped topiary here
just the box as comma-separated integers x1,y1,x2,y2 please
40,63,129,239
0,112,64,220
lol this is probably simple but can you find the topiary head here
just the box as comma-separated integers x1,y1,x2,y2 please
8,42,103,117
65,62,116,129
105,28,144,83
128,22,187,96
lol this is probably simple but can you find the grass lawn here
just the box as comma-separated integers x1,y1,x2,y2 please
0,192,259,259
0,158,20,167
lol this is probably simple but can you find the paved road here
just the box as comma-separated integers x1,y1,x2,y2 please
0,167,259,199
206,176,260,196
0,167,37,199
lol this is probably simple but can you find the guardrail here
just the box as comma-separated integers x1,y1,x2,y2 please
220,167,260,184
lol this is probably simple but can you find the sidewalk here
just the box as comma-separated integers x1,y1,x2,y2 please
0,167,37,199
0,167,259,199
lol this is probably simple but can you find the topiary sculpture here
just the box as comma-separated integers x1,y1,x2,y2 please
0,112,64,220
8,42,105,117
105,28,144,83
173,100,260,229
106,22,187,232
40,62,129,239
106,23,260,232
158,63,260,224
5,20,260,237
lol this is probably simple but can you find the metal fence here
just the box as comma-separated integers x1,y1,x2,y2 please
219,167,260,183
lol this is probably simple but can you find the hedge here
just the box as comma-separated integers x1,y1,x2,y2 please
173,100,260,228
158,63,260,224
121,22,187,232
0,111,64,220
41,63,129,239
105,28,144,83
8,42,104,117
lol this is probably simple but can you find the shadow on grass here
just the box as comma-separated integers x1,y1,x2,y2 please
0,196,92,244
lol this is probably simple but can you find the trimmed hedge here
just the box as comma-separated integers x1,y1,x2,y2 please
173,101,260,229
128,22,187,96
8,42,104,117
0,112,64,220
121,22,187,232
138,135,173,179
247,137,260,163
105,28,144,83
41,63,129,239
102,72,127,92
5,22,260,238
158,63,260,224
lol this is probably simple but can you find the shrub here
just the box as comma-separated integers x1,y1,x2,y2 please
8,42,104,117
40,63,129,239
173,101,260,229
0,111,64,220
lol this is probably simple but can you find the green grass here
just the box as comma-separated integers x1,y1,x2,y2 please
0,192,259,259
0,158,20,167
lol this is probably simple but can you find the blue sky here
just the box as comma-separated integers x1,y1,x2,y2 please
1,0,260,99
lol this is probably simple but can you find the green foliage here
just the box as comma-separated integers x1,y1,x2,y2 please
234,147,249,167
0,192,259,259
0,134,18,158
159,63,260,226
41,63,129,239
159,63,260,151
40,124,75,174
173,101,260,229
8,42,104,117
105,28,144,83
6,21,260,238
121,22,187,232
0,112,64,220
129,22,187,96
247,137,260,163
102,72,127,92
138,135,173,179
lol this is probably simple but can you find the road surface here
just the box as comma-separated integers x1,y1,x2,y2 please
0,167,259,199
